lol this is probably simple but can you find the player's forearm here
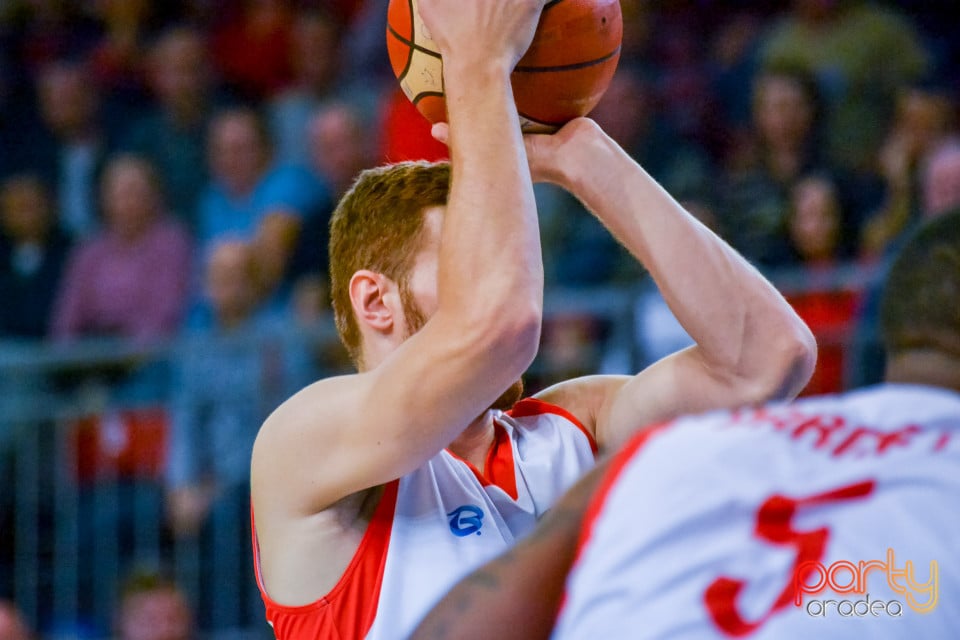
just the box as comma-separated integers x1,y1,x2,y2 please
563,131,815,400
438,60,543,356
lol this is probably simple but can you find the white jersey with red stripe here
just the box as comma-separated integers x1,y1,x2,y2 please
254,398,596,640
553,384,960,639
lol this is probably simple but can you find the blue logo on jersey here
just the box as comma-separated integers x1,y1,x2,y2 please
447,505,484,536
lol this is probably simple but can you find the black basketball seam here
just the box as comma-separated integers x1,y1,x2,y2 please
387,26,441,60
398,0,415,80
543,0,565,9
513,45,620,73
412,91,444,106
388,25,443,85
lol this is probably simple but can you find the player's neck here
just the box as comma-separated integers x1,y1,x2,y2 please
885,350,960,394
447,411,497,471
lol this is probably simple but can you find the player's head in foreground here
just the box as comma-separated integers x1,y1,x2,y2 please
329,160,524,409
880,206,960,391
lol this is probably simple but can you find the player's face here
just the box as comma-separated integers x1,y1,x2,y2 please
400,206,443,336
401,206,524,411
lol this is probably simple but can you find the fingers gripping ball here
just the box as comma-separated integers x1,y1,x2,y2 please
386,0,623,132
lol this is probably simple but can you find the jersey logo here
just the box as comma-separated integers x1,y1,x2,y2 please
447,505,484,536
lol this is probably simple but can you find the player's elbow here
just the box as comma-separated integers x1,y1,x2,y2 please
751,320,818,404
507,308,543,372
470,300,542,375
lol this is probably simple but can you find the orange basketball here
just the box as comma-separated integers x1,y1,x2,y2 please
386,0,623,132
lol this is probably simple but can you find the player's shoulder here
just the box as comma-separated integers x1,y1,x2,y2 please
531,375,631,432
252,372,365,465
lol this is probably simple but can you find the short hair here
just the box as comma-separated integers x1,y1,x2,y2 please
880,208,960,356
329,161,451,368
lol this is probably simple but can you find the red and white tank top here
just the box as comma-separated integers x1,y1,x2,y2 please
254,398,597,639
554,384,960,639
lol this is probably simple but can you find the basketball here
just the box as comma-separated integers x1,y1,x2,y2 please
386,0,623,133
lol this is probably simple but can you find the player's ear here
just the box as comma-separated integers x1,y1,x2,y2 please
350,270,399,333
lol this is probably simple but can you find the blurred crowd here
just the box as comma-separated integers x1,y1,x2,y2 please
1,0,959,637
2,0,959,382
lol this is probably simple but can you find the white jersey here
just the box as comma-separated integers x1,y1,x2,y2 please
554,384,960,639
255,398,596,639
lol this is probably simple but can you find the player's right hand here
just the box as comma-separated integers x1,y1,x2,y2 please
430,117,606,184
521,117,603,184
417,0,547,71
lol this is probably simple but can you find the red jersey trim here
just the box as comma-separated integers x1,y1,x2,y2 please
250,480,400,639
447,420,519,500
509,397,598,454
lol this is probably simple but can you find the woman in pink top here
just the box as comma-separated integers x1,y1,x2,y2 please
51,153,193,344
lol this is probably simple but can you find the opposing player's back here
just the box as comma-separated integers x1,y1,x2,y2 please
555,384,960,638
411,203,960,640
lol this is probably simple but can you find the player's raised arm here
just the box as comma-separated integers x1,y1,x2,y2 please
527,118,816,450
252,0,547,517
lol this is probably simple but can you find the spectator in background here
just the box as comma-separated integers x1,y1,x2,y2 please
166,240,312,631
0,173,72,339
719,63,829,269
210,0,293,102
198,106,329,305
306,101,374,201
783,174,850,267
861,82,958,259
50,154,193,344
707,10,766,151
921,140,960,218
13,59,115,239
0,599,32,640
122,26,219,229
268,7,354,169
781,174,861,395
757,0,930,175
0,0,101,81
86,0,156,114
282,100,371,298
114,567,194,640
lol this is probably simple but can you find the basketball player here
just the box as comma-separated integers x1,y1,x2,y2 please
413,210,960,639
249,0,816,637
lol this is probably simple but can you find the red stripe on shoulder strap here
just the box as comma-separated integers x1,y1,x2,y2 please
446,422,519,500
508,397,598,454
251,480,400,639
327,480,399,638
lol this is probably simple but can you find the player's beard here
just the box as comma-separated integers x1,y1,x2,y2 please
400,282,525,413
